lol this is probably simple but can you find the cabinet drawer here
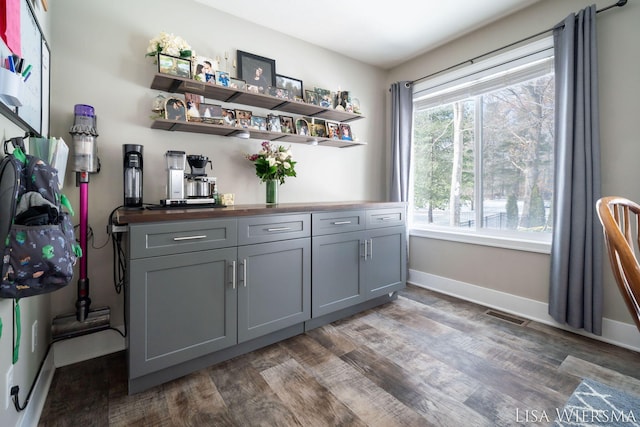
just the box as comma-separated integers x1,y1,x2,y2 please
129,218,237,259
366,207,406,229
238,213,310,245
312,210,365,236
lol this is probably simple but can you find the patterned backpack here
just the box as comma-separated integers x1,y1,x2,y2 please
0,138,81,299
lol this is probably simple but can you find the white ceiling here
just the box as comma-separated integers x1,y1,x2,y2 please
193,0,539,69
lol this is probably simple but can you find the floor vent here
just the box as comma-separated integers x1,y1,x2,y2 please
484,309,529,326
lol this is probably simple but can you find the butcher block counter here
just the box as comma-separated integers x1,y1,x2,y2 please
119,201,407,394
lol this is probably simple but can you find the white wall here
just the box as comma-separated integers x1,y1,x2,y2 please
47,0,387,331
388,0,640,327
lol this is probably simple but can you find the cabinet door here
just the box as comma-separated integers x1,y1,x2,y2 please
362,226,407,298
311,231,365,317
128,247,237,378
237,238,310,343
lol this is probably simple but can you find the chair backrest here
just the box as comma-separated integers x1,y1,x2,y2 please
596,196,640,333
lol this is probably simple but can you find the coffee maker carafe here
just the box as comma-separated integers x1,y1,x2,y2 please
123,144,143,208
186,154,216,199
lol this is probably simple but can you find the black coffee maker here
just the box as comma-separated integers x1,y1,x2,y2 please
123,144,143,208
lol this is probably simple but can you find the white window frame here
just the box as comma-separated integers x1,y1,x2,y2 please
409,37,554,254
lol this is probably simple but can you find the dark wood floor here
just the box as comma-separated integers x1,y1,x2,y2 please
38,285,640,426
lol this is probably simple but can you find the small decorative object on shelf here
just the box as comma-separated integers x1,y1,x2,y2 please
246,141,297,204
146,32,194,61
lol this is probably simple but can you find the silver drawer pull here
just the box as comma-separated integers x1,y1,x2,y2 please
377,216,395,221
172,235,207,241
266,227,292,232
332,221,352,225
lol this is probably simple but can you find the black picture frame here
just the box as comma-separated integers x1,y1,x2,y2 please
276,74,303,99
237,50,276,94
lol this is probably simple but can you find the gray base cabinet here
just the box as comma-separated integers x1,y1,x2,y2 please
124,204,405,394
311,207,406,318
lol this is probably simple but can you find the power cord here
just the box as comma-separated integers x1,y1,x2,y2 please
11,326,125,412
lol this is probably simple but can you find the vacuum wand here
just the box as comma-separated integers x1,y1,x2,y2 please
76,172,90,321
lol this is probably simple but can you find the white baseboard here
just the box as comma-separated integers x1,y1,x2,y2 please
17,349,54,427
408,269,640,353
53,326,126,368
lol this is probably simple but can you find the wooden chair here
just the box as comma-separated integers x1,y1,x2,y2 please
596,196,640,332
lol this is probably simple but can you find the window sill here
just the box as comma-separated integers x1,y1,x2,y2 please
409,227,551,254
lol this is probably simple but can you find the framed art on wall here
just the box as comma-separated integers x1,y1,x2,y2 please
237,50,275,94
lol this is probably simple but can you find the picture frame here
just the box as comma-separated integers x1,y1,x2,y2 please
235,109,252,128
339,123,353,141
305,90,319,105
335,90,350,111
199,103,224,125
295,118,310,136
279,115,295,134
192,56,217,82
268,86,289,99
267,114,282,133
229,78,246,90
251,115,268,131
310,118,326,137
215,70,230,87
315,88,333,108
237,50,276,94
276,74,303,99
185,92,204,122
222,109,236,126
325,121,340,139
165,97,187,121
158,53,191,79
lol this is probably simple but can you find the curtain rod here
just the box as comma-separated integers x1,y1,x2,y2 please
408,0,627,87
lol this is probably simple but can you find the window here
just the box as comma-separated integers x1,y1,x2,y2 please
410,38,555,248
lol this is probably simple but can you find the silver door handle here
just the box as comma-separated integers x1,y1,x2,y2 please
266,227,292,232
230,260,236,289
377,217,394,221
369,239,373,259
332,221,352,225
172,234,207,241
243,258,247,287
362,240,368,260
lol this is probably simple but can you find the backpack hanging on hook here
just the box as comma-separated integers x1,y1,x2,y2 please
0,136,81,299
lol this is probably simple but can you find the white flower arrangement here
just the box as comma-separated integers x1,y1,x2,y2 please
146,32,194,59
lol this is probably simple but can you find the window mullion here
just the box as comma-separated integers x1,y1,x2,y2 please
475,96,483,229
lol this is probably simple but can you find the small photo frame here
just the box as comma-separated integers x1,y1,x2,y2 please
205,73,216,84
193,56,217,82
339,123,353,141
237,50,276,93
268,114,282,133
326,121,340,139
315,88,332,108
229,78,246,90
335,91,350,110
276,74,303,99
235,109,252,128
199,103,224,125
215,70,230,87
158,54,191,79
310,118,326,137
185,92,204,122
222,109,236,126
165,97,187,121
305,90,319,105
268,86,289,99
279,116,295,134
251,116,267,131
246,84,260,94
295,118,310,136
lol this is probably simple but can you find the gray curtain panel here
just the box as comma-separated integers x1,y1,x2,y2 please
390,81,413,202
548,5,603,335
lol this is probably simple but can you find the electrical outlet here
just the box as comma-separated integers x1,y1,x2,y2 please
32,320,38,352
5,365,13,410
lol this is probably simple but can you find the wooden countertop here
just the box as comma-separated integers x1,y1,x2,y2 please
115,201,406,225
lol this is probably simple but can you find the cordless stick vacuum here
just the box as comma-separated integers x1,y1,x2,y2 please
51,104,110,339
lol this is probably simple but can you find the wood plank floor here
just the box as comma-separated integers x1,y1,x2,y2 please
38,285,640,426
